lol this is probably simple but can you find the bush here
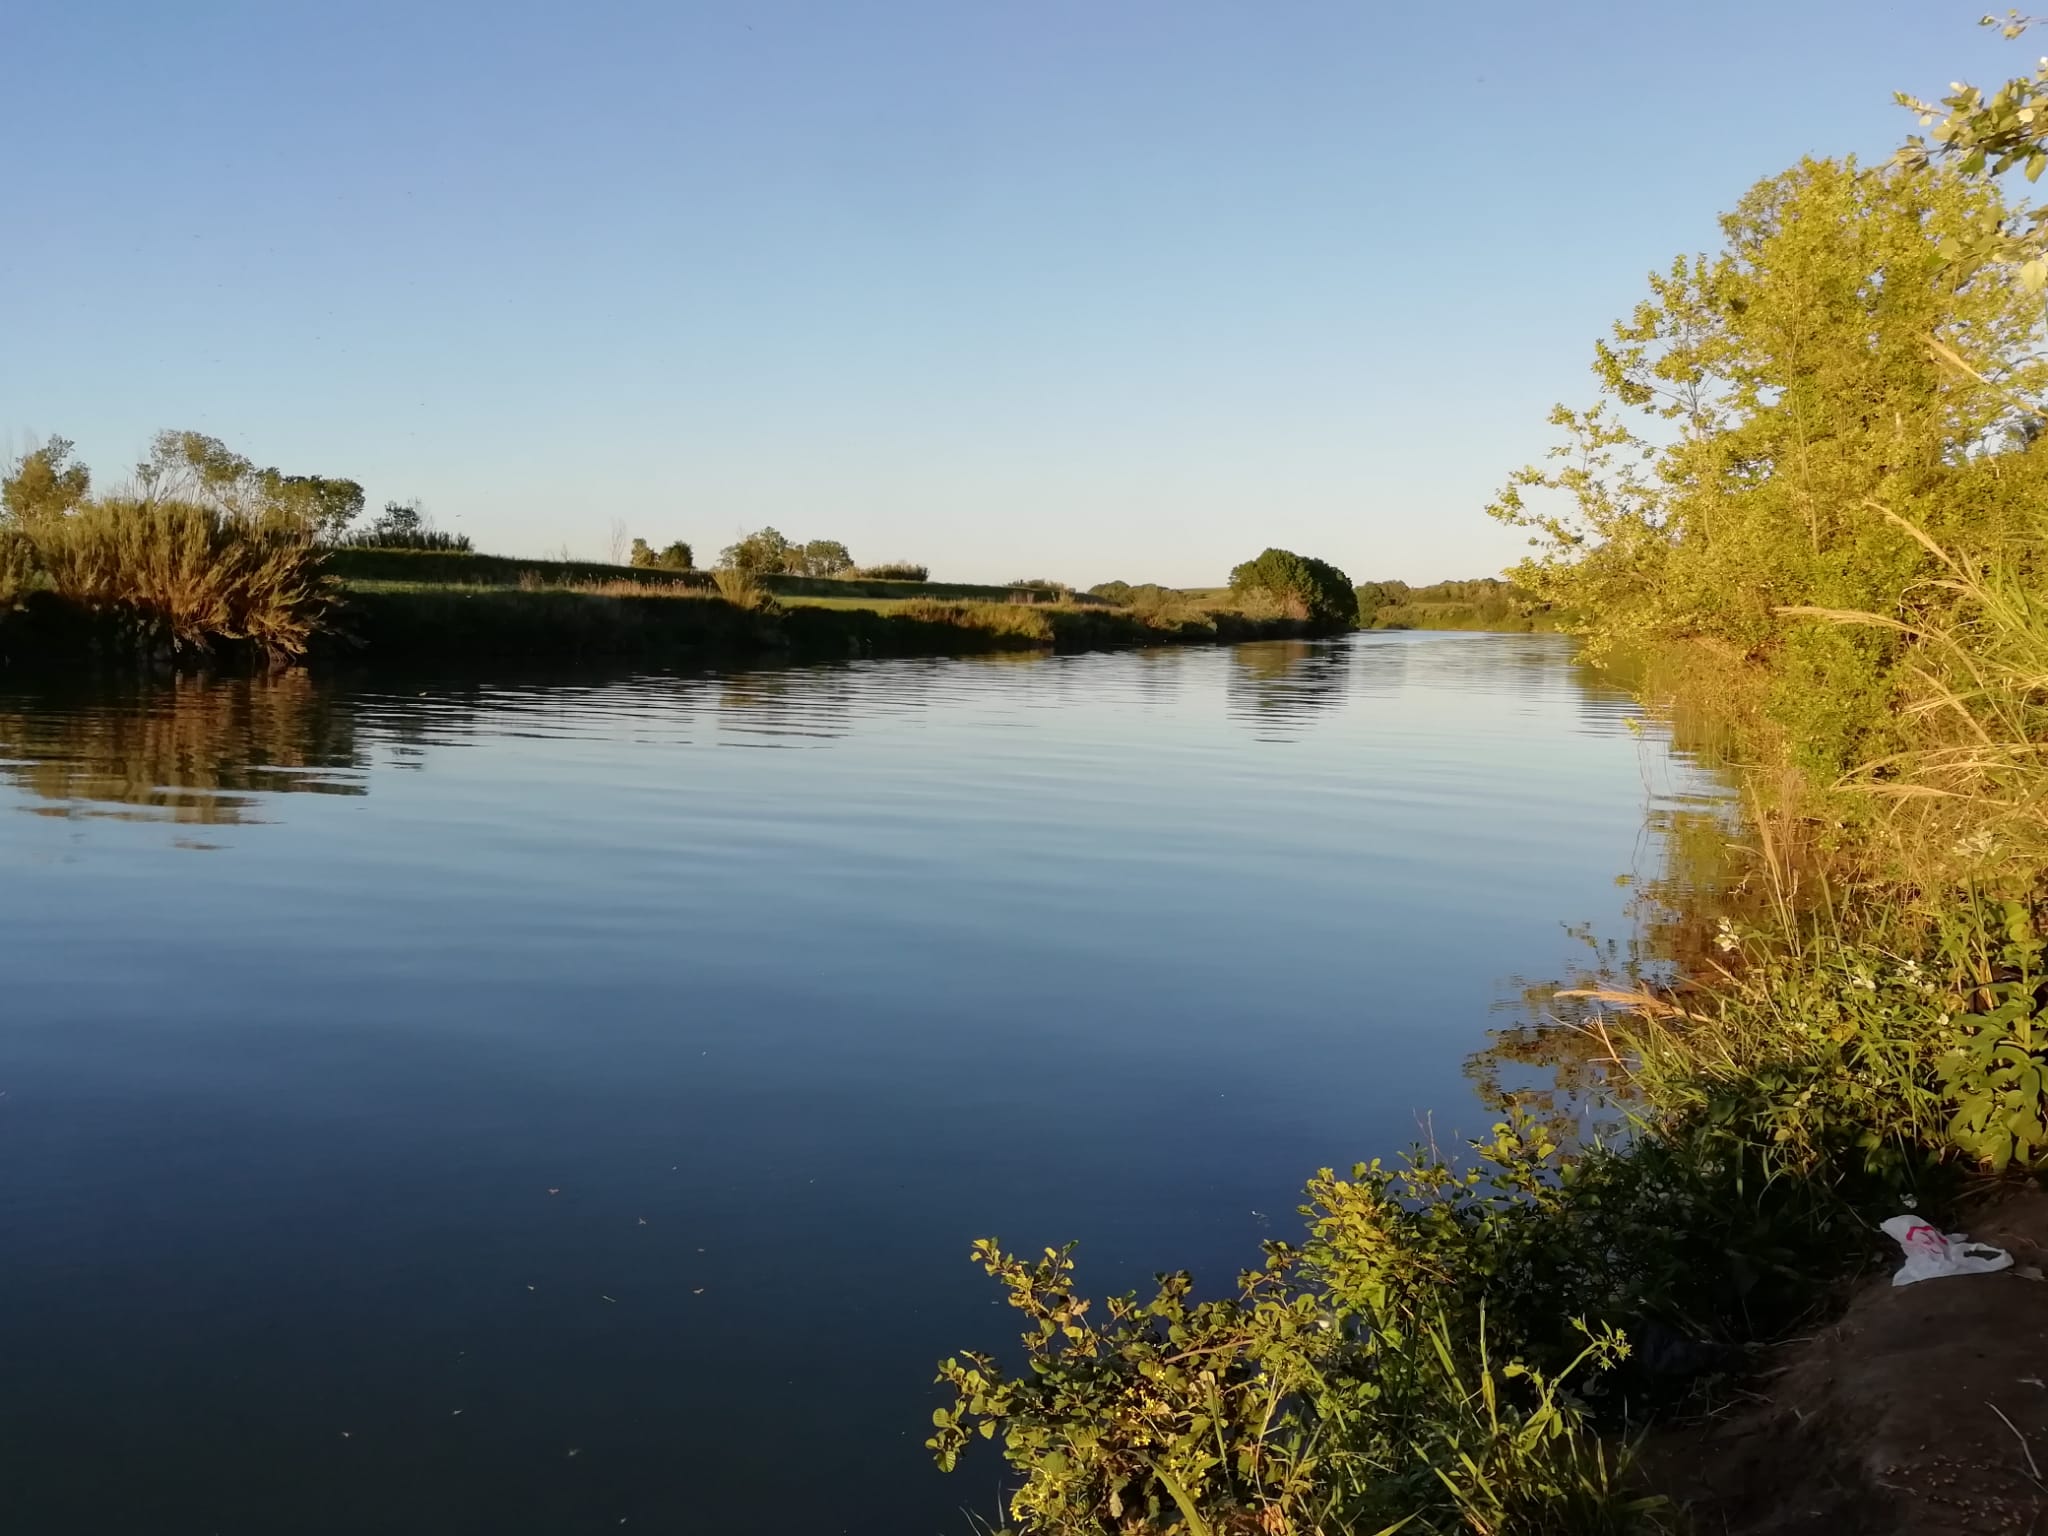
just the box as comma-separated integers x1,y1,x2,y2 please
1229,548,1359,630
932,1126,1673,1536
31,496,332,657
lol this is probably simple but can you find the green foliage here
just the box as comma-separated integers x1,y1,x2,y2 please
1896,13,2048,277
854,561,929,582
1933,898,2048,1171
137,429,365,539
1356,579,1553,632
800,539,852,577
629,538,694,571
1086,581,1199,621
719,527,861,577
1490,155,2048,781
931,1222,1663,1536
2,437,91,524
1227,549,1359,631
328,500,473,552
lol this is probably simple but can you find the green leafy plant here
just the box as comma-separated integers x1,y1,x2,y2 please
1227,549,1358,631
1935,898,2048,1171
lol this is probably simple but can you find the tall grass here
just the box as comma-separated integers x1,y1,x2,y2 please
1783,506,2048,882
29,496,332,658
0,529,33,608
712,566,777,612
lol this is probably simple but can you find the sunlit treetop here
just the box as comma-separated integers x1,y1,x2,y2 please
1897,11,2048,286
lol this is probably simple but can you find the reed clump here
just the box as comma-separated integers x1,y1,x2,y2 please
18,496,332,660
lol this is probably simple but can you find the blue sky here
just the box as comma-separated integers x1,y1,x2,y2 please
0,2,2025,585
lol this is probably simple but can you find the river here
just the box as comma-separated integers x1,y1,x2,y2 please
0,633,1724,1533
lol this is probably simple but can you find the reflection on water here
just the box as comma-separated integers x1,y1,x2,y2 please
1225,641,1351,739
0,634,1730,1534
0,672,366,826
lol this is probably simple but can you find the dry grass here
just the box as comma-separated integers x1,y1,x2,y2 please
0,529,33,607
29,496,332,657
712,567,775,611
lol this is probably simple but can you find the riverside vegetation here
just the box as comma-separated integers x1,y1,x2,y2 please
925,25,2048,1536
0,429,1361,667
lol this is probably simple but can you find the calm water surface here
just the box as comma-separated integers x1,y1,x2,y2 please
0,634,1723,1534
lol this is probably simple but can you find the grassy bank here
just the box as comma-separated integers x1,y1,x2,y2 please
332,583,1313,665
0,511,1328,671
924,37,2048,1536
322,547,1072,605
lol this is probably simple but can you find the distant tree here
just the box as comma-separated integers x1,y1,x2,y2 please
631,537,693,571
1088,580,1135,604
135,429,362,537
333,498,472,551
1228,548,1359,629
2,436,91,523
1353,580,1410,625
719,526,797,575
799,538,853,577
371,500,425,540
277,474,365,538
853,561,928,582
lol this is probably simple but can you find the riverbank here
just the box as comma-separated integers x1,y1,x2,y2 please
331,583,1316,665
0,577,1324,673
927,44,2048,1536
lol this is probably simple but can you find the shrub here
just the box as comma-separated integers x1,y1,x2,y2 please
932,1140,1671,1536
1229,548,1359,629
854,562,928,582
30,496,332,657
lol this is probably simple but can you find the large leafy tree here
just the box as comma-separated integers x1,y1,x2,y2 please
1490,155,2048,774
1227,547,1358,629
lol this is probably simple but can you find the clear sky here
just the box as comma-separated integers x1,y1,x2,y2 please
0,1,2025,585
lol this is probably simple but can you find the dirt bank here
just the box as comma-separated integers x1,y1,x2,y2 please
1655,1185,2048,1535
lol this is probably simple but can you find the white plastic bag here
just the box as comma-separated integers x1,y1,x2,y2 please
1881,1215,2013,1286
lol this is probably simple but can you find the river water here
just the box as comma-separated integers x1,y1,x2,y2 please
0,633,1724,1533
